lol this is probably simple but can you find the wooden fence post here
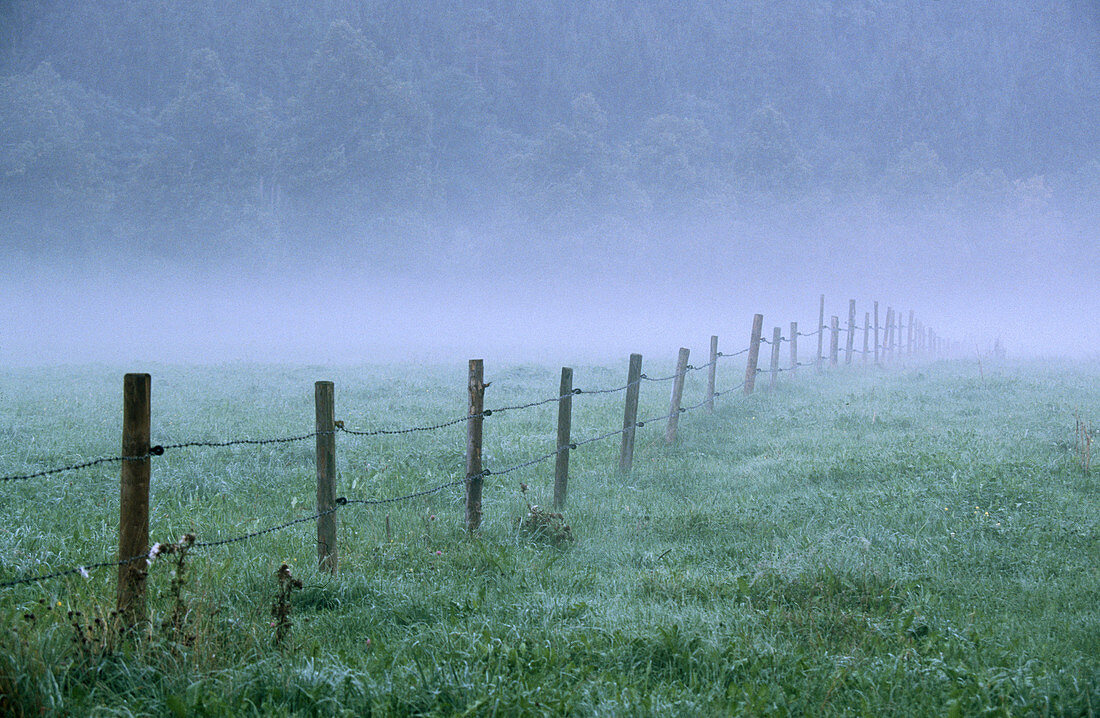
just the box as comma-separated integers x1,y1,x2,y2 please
845,299,856,364
118,373,151,625
829,316,840,366
706,335,718,412
619,353,643,474
898,311,906,357
873,301,880,365
666,347,690,443
862,311,870,363
889,308,897,360
789,321,798,377
884,307,894,362
745,314,764,394
553,367,573,509
769,327,781,390
315,381,337,573
816,294,825,372
907,310,915,357
465,360,486,532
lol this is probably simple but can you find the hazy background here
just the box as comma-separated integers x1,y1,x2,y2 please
2,1,1098,365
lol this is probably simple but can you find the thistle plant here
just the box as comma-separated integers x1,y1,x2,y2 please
271,563,302,647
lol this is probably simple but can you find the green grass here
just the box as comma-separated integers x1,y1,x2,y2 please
0,358,1097,716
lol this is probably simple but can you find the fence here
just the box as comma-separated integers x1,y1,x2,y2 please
0,296,954,624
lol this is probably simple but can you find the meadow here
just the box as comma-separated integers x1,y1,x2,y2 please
0,356,1097,716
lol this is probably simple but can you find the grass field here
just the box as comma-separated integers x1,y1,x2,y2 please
0,357,1097,716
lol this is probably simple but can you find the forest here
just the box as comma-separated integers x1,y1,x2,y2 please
1,1,1098,262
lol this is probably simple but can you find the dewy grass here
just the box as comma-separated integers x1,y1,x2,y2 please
0,359,1097,715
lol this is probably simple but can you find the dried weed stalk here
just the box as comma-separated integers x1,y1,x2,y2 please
271,563,302,647
515,482,574,547
1075,410,1093,475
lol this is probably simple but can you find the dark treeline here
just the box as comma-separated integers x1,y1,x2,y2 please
1,0,1098,259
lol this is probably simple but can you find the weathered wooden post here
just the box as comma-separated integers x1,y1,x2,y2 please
619,353,642,474
829,316,840,366
862,311,870,363
745,314,764,394
789,321,798,377
889,308,897,360
884,307,895,362
666,348,690,443
845,299,856,364
553,367,573,509
465,360,486,532
873,301,880,365
119,373,151,625
816,294,825,372
706,335,718,412
907,309,915,357
898,311,906,357
769,327,781,390
315,380,337,573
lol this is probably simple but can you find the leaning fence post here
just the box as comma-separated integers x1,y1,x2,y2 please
666,348,690,443
769,327,781,390
897,311,906,357
315,381,337,573
789,321,798,377
465,359,486,532
884,307,895,362
553,367,573,509
816,294,825,373
745,314,764,394
863,311,870,363
706,335,718,412
907,309,915,357
829,316,840,366
118,373,151,625
619,353,643,474
845,299,856,364
873,301,881,365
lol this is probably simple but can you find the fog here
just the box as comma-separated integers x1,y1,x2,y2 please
2,2,1098,366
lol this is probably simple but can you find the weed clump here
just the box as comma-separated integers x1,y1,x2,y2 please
1075,409,1092,474
271,563,302,647
514,482,574,546
155,533,196,643
515,504,574,546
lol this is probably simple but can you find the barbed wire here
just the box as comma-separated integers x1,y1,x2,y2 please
573,378,641,396
192,507,339,550
0,552,151,590
159,432,325,451
0,323,946,590
341,478,469,506
4,341,767,484
641,367,694,382
0,453,149,483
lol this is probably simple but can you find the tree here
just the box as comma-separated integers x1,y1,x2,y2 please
632,114,716,210
286,20,431,205
733,104,810,194
0,62,94,198
885,141,946,197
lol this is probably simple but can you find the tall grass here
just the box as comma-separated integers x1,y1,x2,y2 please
0,359,1097,715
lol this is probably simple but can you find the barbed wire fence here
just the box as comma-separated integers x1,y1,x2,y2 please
0,296,951,603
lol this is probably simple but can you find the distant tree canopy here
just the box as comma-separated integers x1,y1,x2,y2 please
0,0,1097,239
